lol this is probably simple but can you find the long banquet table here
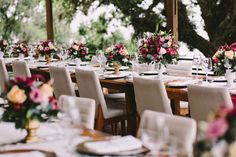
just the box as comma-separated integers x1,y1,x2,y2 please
5,59,236,136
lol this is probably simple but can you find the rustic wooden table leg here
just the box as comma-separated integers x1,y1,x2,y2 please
170,99,181,115
125,84,137,136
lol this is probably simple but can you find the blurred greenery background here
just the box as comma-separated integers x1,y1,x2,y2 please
0,0,236,56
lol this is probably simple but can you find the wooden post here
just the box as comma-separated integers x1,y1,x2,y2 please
166,0,178,42
45,0,54,40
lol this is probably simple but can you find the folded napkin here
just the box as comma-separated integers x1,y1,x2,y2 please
0,151,45,157
84,135,142,154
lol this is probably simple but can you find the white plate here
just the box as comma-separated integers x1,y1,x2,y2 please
38,59,58,62
167,81,187,88
103,74,128,79
68,62,89,66
105,66,129,71
141,71,158,75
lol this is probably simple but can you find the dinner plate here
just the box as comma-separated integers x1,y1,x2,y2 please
166,81,187,88
0,149,56,157
38,59,58,62
76,141,148,156
103,73,128,79
37,65,49,69
68,62,89,66
212,76,227,82
105,66,129,71
141,71,158,75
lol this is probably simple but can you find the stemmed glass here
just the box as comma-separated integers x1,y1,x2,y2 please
96,50,105,73
193,53,202,80
58,97,81,151
201,57,213,83
129,53,139,76
141,117,169,156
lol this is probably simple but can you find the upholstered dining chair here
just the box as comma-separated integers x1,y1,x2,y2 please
12,61,31,77
133,77,172,116
58,95,96,129
137,110,197,155
75,69,127,135
0,59,8,93
49,66,76,98
188,84,233,121
166,61,192,76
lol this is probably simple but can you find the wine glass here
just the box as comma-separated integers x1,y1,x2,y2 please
193,53,202,80
141,117,169,156
96,50,105,73
129,53,139,76
58,97,81,151
201,57,213,83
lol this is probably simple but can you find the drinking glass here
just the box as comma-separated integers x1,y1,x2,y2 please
96,50,105,73
129,54,139,76
201,57,213,83
141,117,169,156
28,45,35,62
193,53,202,80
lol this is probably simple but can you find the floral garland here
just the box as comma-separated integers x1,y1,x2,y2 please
1,75,59,129
138,31,179,66
105,43,130,66
36,40,57,57
12,42,30,57
67,42,89,61
213,43,236,75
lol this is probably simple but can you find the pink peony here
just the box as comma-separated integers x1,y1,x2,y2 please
207,118,228,139
230,43,236,51
30,88,43,103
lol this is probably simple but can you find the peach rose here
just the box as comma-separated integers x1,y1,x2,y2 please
72,45,79,51
225,50,234,59
105,47,112,53
40,83,53,97
7,85,27,104
48,42,55,50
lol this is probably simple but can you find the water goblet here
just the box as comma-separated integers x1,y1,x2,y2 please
201,57,213,84
193,53,202,80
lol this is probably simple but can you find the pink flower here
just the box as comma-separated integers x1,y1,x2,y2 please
207,118,228,139
230,43,236,51
166,48,176,55
30,88,43,103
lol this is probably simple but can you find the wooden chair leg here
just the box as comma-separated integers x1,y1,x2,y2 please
95,104,104,131
121,120,126,136
114,123,118,135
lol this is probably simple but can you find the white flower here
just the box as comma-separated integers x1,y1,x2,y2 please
159,47,166,54
122,58,128,62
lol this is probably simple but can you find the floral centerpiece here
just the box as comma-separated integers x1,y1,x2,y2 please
67,42,89,61
1,75,59,142
36,40,57,63
105,44,130,74
212,43,236,76
194,106,236,157
12,42,30,57
138,31,179,66
0,39,8,52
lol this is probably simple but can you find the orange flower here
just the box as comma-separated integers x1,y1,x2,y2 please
225,50,234,59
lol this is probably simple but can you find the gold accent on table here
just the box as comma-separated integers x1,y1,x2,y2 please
112,61,121,74
24,120,41,143
45,54,51,64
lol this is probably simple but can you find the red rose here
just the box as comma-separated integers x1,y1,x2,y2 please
213,58,220,64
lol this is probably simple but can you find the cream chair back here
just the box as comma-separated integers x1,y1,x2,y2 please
49,66,76,98
0,59,8,93
59,95,96,129
188,84,233,121
138,110,196,155
166,61,192,76
12,61,31,77
75,69,109,118
133,77,172,115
